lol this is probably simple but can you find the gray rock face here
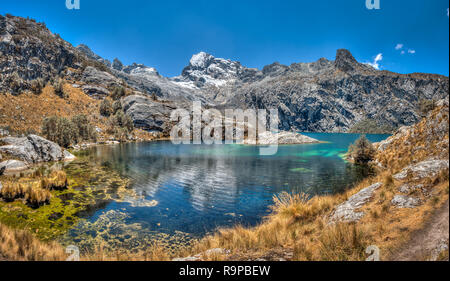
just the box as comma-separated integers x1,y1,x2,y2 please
391,195,421,208
81,66,120,88
112,58,124,71
0,15,85,94
118,50,448,133
0,159,28,172
393,160,449,181
0,134,66,163
329,182,382,223
122,95,176,133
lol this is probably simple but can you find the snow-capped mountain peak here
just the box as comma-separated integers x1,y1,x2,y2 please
175,51,244,88
189,51,214,68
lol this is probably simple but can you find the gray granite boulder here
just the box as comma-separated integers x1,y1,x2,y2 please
0,135,70,164
393,160,449,181
329,182,382,223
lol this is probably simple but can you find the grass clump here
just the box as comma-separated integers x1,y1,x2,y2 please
25,183,52,208
0,182,27,201
40,171,68,190
318,223,370,261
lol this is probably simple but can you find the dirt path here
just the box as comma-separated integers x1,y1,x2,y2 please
390,200,449,261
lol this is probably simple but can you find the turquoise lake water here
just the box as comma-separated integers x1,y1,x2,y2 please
64,133,389,250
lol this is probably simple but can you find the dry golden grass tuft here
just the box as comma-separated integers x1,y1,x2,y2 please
0,171,69,207
40,170,68,190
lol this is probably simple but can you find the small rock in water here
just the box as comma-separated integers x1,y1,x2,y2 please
391,195,421,208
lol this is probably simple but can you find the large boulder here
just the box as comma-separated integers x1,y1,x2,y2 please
393,160,449,181
328,182,382,223
0,135,74,164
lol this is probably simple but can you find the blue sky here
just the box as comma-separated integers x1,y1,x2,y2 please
1,0,449,76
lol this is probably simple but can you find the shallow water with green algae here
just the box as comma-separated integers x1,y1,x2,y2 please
1,133,389,254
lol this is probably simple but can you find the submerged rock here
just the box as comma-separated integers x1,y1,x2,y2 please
393,160,449,181
391,195,421,208
329,182,382,223
0,134,68,164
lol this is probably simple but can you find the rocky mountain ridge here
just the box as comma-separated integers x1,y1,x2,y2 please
1,14,449,133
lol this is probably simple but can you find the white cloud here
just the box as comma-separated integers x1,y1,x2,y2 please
367,53,383,70
447,8,449,17
408,49,416,54
401,50,405,55
395,44,404,50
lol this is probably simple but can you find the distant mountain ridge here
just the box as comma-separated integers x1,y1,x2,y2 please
1,14,449,133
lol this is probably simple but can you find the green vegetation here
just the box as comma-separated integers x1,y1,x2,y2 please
110,86,126,101
348,135,376,164
349,118,394,134
53,78,66,98
106,110,134,140
41,115,97,148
